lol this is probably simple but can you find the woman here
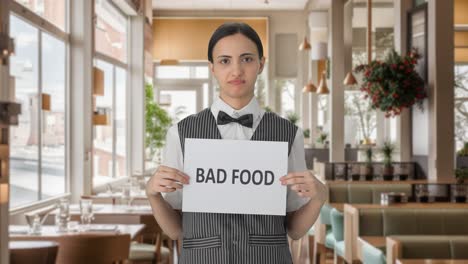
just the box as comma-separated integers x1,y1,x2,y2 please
146,22,326,264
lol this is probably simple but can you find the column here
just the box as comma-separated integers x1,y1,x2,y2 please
329,0,346,162
69,0,94,201
427,0,455,180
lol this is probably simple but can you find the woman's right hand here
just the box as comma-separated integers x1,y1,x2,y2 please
146,165,190,196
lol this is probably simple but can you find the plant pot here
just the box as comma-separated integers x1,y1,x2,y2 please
365,174,374,181
418,196,429,203
399,174,408,181
382,165,394,181
452,184,467,203
360,165,374,181
351,174,360,181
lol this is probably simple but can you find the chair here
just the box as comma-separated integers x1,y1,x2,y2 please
17,234,131,264
129,215,172,264
9,241,58,264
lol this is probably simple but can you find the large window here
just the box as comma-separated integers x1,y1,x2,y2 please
93,60,128,185
95,0,127,63
274,79,296,118
344,0,395,147
455,65,468,151
9,14,67,208
14,0,67,31
93,0,129,186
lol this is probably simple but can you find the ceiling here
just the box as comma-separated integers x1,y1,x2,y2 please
152,0,309,11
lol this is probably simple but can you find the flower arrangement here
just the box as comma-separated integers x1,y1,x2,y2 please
354,49,427,117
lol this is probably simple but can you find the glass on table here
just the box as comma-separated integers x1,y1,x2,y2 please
55,198,70,232
120,183,132,207
79,198,94,230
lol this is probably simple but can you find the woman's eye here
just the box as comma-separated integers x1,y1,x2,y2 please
219,59,229,64
242,57,253,63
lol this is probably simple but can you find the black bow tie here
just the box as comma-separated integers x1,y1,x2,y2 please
217,111,253,128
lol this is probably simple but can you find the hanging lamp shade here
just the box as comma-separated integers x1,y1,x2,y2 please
299,37,311,51
316,72,329,94
302,81,317,93
343,71,358,86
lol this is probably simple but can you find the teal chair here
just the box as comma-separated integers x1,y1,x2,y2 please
330,208,345,261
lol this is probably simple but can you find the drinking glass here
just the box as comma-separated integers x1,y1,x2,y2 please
56,198,70,232
80,198,94,230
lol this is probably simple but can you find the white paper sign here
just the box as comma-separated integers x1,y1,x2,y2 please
182,138,288,216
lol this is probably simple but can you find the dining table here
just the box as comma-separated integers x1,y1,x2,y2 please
9,224,145,240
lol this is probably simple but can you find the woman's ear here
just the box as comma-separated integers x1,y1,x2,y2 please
209,62,214,73
258,57,266,75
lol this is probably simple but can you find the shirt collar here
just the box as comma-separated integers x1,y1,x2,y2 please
211,96,263,121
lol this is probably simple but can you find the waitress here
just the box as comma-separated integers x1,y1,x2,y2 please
146,22,326,264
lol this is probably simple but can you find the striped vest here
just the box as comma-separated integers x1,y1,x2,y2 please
177,108,298,264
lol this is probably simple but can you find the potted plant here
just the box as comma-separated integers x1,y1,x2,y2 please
453,168,468,203
381,141,395,181
286,111,300,125
316,133,328,148
354,49,426,118
145,83,172,164
360,148,374,181
456,142,468,168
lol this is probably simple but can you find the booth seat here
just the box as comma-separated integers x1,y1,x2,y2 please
386,235,468,264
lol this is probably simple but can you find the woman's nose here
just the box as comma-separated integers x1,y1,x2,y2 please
231,61,243,76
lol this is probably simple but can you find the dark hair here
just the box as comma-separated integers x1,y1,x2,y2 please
207,22,264,63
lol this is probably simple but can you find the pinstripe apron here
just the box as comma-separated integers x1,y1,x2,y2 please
177,108,298,264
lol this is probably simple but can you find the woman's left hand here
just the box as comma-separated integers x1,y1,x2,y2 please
279,171,326,199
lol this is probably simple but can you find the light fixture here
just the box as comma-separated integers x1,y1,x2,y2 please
316,71,329,94
160,59,179,66
299,37,311,51
41,93,51,111
302,81,317,93
310,42,329,95
343,71,358,86
0,32,15,65
93,67,104,96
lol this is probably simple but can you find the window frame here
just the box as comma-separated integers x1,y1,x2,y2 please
92,0,130,187
8,0,71,210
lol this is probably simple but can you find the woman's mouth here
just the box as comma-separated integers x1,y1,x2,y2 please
228,79,246,85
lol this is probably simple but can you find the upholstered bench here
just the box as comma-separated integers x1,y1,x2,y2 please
386,236,468,264
315,183,412,263
356,209,468,264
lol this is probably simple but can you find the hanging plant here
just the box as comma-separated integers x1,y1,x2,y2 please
354,49,427,117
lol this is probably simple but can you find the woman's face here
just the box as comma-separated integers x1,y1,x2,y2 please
209,33,265,104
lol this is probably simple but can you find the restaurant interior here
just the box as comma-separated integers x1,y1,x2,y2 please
0,0,467,263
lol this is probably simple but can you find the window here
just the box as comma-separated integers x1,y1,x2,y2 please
154,64,211,124
9,14,67,208
14,0,66,31
455,65,468,151
275,79,296,118
93,0,128,186
344,0,395,147
93,60,128,185
95,0,127,62
344,91,377,145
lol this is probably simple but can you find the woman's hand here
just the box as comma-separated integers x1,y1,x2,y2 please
146,165,190,196
279,171,326,200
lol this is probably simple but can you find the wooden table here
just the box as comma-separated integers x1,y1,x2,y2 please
48,204,154,225
397,260,468,264
344,203,468,263
357,236,386,262
9,224,145,240
326,180,459,185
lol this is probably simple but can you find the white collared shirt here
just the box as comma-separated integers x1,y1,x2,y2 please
162,97,310,212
